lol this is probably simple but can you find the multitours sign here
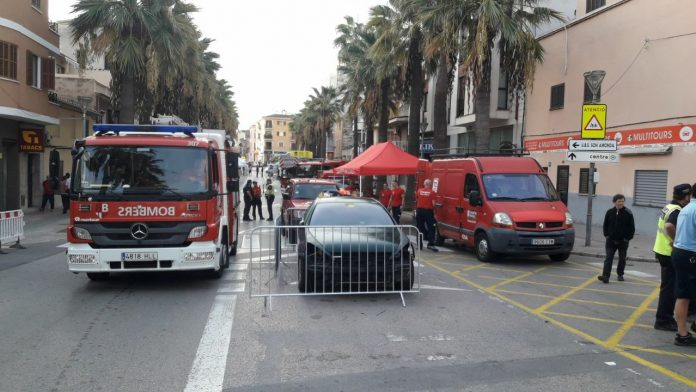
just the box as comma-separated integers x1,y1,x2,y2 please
524,124,696,152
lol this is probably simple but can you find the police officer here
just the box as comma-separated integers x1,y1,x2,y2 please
671,183,696,346
264,178,275,221
653,184,692,331
416,179,438,252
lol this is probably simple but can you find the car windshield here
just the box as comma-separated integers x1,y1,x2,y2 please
482,173,559,201
308,202,394,226
74,146,210,198
293,183,338,199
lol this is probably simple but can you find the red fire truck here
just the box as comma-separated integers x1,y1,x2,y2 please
66,125,240,280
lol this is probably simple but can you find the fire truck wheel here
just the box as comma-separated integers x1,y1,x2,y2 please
475,233,495,263
222,241,230,269
209,249,226,279
86,272,110,281
229,215,239,256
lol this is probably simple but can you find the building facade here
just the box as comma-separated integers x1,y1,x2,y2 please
0,0,61,210
524,0,696,234
258,113,293,162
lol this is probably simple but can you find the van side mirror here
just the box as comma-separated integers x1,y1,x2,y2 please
469,190,483,207
559,191,568,206
227,180,239,192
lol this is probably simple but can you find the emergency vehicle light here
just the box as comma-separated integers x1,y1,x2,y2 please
92,124,199,135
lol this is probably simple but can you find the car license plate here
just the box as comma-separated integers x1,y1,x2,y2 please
532,238,555,246
121,252,158,262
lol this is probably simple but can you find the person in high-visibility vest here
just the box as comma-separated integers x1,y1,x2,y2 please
653,183,692,332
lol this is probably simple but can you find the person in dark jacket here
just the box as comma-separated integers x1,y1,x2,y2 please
242,180,253,221
598,194,635,283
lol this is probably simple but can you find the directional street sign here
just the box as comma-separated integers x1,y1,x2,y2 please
567,151,619,163
568,139,617,151
581,104,607,139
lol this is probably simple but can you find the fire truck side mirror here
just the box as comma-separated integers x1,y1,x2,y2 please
468,190,483,207
227,180,239,192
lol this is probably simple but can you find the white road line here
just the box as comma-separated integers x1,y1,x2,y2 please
419,284,473,292
229,263,248,271
223,272,246,281
589,263,657,278
183,294,237,392
218,282,245,293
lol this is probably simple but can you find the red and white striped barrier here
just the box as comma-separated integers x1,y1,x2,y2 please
0,210,25,253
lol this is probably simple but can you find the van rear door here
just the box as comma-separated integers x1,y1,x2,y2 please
433,167,465,240
461,173,483,246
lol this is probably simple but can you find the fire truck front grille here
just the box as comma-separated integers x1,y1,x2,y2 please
75,221,206,249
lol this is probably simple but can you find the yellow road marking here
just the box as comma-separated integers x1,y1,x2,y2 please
422,254,456,263
535,275,614,314
542,311,653,329
424,259,696,388
495,289,555,299
619,344,696,360
458,264,488,273
486,267,549,290
538,272,595,281
605,286,661,347
566,260,658,285
479,265,532,274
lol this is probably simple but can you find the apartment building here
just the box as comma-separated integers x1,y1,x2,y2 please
0,0,61,210
258,113,294,162
524,0,696,233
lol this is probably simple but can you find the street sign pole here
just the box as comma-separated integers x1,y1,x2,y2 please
586,162,594,247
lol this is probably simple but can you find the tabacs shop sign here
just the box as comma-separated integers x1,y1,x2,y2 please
18,129,45,153
524,124,696,152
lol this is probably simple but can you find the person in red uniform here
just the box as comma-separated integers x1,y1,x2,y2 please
416,179,438,251
379,184,392,207
389,180,405,224
40,175,55,212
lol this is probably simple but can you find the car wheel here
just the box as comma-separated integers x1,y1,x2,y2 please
549,253,570,262
297,256,314,293
86,272,109,281
394,260,415,291
475,232,495,263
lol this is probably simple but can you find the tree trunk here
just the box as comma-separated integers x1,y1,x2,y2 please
352,116,359,158
119,72,136,124
432,54,449,153
362,119,374,197
405,29,423,211
376,78,390,195
473,75,492,152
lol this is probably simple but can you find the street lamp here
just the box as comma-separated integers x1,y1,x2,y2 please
77,96,93,138
583,70,606,247
419,119,428,158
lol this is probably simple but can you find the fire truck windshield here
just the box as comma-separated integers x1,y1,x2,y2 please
74,146,210,200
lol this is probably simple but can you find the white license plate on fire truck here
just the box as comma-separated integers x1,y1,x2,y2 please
531,238,555,246
121,252,158,262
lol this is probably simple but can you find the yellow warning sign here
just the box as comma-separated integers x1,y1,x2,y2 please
581,104,607,139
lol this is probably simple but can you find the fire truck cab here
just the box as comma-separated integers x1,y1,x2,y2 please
66,125,240,280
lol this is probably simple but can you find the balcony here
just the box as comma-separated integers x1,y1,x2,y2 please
264,132,273,140
48,21,59,35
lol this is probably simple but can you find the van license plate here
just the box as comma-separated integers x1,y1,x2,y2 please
532,239,555,246
122,252,158,262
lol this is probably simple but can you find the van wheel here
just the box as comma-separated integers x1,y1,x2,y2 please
475,233,495,263
434,227,445,246
549,253,570,262
86,272,109,281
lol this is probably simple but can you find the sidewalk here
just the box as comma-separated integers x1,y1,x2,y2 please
19,207,69,246
400,211,656,263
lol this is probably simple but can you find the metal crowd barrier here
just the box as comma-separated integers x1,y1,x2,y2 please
249,224,421,310
0,210,26,254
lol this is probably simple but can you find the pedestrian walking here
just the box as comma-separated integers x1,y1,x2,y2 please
670,183,696,346
597,194,635,283
415,179,438,252
251,181,264,220
379,184,391,207
59,173,71,214
242,180,253,221
264,179,275,221
389,180,405,225
653,184,692,331
255,163,260,177
40,176,55,212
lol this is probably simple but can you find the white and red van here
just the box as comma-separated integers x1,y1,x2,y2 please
429,156,574,262
66,125,240,280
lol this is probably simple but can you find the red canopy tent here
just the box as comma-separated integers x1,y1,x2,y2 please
334,142,419,176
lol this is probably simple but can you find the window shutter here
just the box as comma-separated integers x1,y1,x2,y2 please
41,57,55,90
634,170,668,207
26,51,32,85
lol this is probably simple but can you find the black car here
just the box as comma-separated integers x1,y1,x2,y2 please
296,197,415,293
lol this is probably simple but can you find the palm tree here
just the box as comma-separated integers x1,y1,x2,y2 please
422,0,562,152
307,86,343,159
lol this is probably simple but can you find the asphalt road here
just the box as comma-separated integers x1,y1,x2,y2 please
1,183,695,391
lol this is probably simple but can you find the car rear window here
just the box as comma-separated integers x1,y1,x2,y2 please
294,183,338,199
309,203,393,226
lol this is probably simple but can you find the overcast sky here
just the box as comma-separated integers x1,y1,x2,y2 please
49,0,387,129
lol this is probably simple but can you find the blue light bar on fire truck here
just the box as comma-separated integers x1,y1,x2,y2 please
92,124,199,136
